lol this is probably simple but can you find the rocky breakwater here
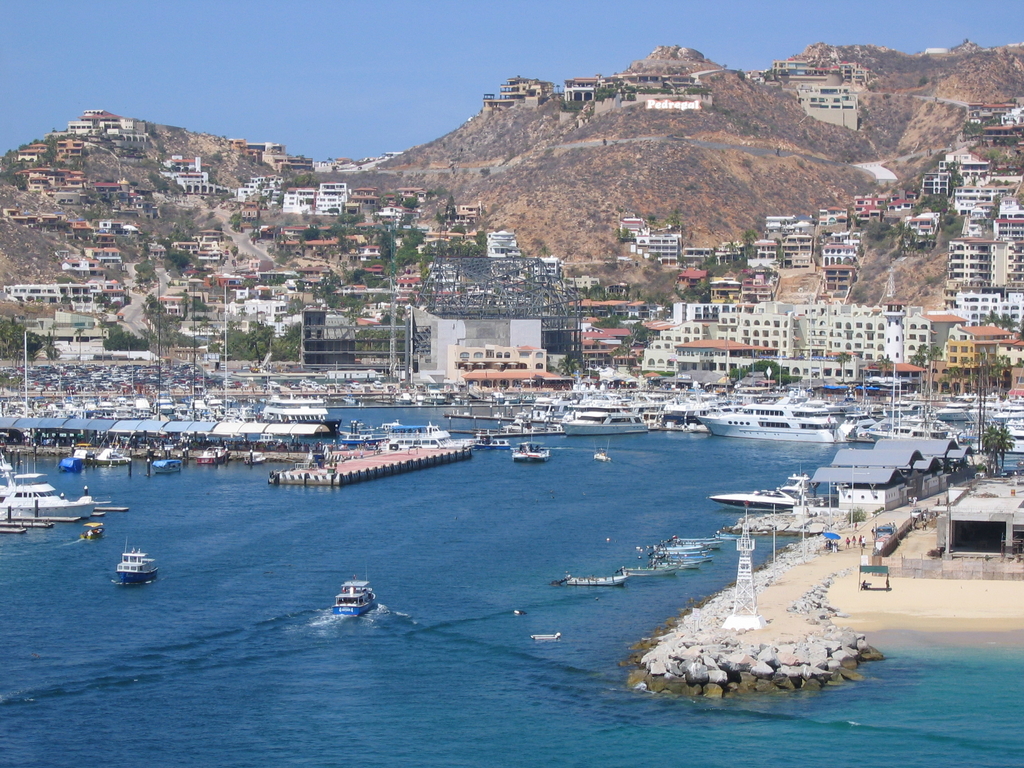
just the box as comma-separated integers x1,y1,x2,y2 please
626,543,884,697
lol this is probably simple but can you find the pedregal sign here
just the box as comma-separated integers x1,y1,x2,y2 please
645,99,702,111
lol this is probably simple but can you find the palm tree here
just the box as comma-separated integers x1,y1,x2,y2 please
835,351,852,383
982,424,1014,475
557,355,580,378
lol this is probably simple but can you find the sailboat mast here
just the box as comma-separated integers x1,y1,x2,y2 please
23,330,29,416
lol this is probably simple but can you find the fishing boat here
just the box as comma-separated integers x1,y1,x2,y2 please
512,442,550,462
243,452,267,466
530,633,562,641
593,450,611,462
80,522,104,540
115,548,157,584
332,579,376,616
662,552,714,564
151,459,182,474
473,433,512,450
561,573,629,586
618,562,686,576
195,447,229,465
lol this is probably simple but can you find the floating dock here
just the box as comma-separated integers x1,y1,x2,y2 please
268,446,473,487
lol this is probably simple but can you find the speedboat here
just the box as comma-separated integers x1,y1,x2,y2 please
0,455,95,519
116,548,157,584
151,459,182,474
512,442,550,462
473,433,512,450
709,473,814,512
332,579,376,616
561,573,629,586
80,522,104,540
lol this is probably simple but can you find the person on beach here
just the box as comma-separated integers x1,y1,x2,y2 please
846,537,850,549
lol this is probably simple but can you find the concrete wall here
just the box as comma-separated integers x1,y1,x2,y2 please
885,556,1024,580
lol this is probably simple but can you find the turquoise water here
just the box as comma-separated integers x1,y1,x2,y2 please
2,410,1021,767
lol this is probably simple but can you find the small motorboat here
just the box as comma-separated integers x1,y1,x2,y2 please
92,448,131,467
530,632,561,641
332,579,376,616
561,573,629,586
473,433,512,450
80,522,104,540
151,459,182,474
59,457,84,473
618,562,686,576
116,548,157,584
244,452,267,466
512,442,550,462
662,552,714,564
593,450,611,462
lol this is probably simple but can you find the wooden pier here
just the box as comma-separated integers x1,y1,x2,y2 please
267,446,473,487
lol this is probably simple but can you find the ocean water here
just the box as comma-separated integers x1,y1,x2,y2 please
2,409,1022,768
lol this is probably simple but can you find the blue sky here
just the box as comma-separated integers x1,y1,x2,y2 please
1,0,1016,160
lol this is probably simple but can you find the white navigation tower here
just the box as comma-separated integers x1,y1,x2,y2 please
722,517,767,631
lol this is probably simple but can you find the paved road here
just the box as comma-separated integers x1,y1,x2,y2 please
120,266,169,336
213,207,273,262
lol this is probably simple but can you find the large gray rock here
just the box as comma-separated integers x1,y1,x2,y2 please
777,652,801,667
707,669,729,687
685,662,710,686
750,661,776,679
756,647,780,668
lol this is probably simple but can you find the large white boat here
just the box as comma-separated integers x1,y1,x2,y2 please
262,395,330,423
562,401,648,436
0,455,95,519
709,473,814,512
698,399,841,443
382,423,471,451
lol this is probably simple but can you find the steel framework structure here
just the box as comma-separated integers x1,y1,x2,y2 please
421,257,581,357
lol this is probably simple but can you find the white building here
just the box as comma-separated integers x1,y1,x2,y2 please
226,299,297,336
315,182,348,215
282,188,317,215
487,231,522,258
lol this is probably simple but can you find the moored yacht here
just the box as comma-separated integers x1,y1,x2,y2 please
709,473,815,512
562,401,648,436
0,455,95,518
698,399,841,443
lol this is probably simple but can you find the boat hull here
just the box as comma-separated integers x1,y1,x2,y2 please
332,601,375,616
709,494,797,512
562,424,648,436
116,568,157,584
700,418,838,443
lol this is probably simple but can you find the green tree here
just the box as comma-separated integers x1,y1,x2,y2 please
982,424,1014,474
835,351,852,383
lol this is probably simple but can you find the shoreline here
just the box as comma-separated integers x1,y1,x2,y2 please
629,490,1024,696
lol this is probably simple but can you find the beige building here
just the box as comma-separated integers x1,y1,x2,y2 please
446,343,547,383
796,85,859,130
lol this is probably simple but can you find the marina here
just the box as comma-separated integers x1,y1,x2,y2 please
2,405,1023,768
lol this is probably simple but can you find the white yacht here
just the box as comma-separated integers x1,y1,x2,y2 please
381,423,472,451
262,395,330,423
698,398,841,443
710,473,814,512
562,401,648,436
0,455,95,519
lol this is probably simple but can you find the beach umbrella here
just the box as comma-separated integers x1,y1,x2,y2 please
822,532,842,540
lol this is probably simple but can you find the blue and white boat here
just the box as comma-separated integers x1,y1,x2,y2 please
151,459,182,474
473,433,512,450
58,456,84,473
116,548,157,584
332,579,376,616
